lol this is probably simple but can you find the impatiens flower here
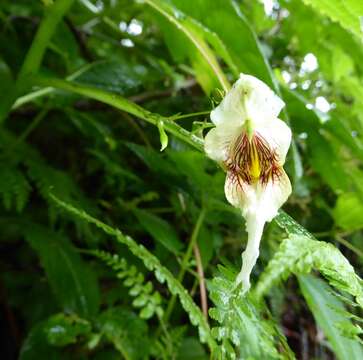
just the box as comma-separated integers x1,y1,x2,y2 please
205,74,292,292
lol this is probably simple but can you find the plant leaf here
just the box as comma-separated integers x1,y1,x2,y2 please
299,275,363,360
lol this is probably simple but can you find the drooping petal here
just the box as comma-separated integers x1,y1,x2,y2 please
255,118,292,165
204,125,240,162
224,170,291,219
235,213,265,292
239,74,285,126
225,170,292,291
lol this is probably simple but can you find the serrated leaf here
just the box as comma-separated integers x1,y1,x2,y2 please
255,234,363,308
301,0,363,39
299,275,363,360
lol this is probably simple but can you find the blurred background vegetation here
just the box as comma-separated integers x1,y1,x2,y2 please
1,0,363,359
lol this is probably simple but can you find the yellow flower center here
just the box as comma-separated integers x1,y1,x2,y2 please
225,131,281,188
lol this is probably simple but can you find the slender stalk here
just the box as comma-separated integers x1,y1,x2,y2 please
164,208,206,322
193,243,208,319
34,76,204,151
335,234,363,259
172,111,211,120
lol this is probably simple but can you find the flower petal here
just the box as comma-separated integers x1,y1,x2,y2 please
210,79,248,128
204,125,240,162
239,74,285,125
210,74,285,130
246,170,292,222
255,118,292,165
224,169,291,222
229,171,291,291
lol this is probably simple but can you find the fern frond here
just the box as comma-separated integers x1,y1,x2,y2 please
91,250,163,319
209,266,293,360
50,194,217,352
255,234,363,308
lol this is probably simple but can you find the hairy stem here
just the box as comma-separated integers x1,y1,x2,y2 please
34,76,204,151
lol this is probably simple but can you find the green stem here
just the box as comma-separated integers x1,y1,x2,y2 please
12,62,98,110
172,110,211,120
0,0,74,123
164,208,206,322
17,0,75,82
34,76,204,151
335,234,363,259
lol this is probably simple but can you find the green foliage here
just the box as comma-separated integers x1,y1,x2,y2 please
19,322,63,360
44,313,92,347
91,249,164,319
97,307,150,360
0,164,31,211
333,192,363,231
25,225,100,317
51,195,217,351
301,0,363,39
133,207,183,254
255,234,363,307
298,275,363,360
2,0,363,358
209,266,293,360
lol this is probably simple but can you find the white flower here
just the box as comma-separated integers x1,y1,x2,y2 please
205,74,292,292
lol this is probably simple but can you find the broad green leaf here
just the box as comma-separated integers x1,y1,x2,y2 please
301,0,363,39
74,60,152,96
25,225,100,317
133,208,183,254
299,275,363,360
333,192,363,231
170,0,275,87
145,0,230,93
